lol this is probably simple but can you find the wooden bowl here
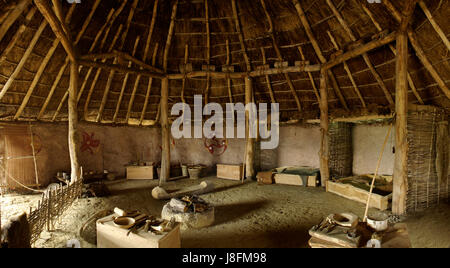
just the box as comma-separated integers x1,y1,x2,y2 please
113,217,135,229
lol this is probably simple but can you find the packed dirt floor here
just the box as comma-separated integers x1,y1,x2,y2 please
1,177,450,248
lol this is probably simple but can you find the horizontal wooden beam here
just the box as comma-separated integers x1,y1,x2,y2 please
168,64,321,80
81,51,164,74
323,32,397,70
78,59,166,79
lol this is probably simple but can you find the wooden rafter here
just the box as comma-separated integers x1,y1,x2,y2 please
163,0,178,72
297,46,320,103
231,0,251,71
260,0,301,112
0,20,48,101
113,39,141,123
0,7,37,67
126,0,160,123
226,40,233,103
261,47,276,104
361,4,424,104
418,1,450,52
327,30,366,108
84,24,124,121
181,44,189,104
292,0,349,111
140,44,159,125
97,0,139,123
39,3,109,120
204,0,211,105
14,5,77,120
34,0,77,62
383,0,450,100
326,0,394,106
0,0,32,44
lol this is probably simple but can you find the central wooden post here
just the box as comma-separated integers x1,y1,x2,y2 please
245,77,255,180
393,31,409,215
160,77,170,184
68,62,80,182
319,69,330,187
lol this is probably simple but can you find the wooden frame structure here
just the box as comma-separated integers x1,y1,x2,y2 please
0,0,448,212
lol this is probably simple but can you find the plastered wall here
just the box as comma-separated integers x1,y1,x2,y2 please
2,122,394,186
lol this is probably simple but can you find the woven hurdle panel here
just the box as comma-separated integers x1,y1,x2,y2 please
407,108,449,213
329,122,353,179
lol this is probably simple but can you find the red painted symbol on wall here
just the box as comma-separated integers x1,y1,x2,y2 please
204,137,228,156
81,132,100,155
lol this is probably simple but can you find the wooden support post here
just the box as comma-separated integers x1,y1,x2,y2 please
245,77,255,180
226,40,233,103
393,0,417,215
319,69,330,186
393,32,409,215
68,62,80,183
160,78,170,184
181,44,189,104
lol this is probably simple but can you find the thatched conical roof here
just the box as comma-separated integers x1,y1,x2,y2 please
0,0,449,124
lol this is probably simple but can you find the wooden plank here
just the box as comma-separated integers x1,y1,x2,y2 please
326,181,391,211
160,78,170,184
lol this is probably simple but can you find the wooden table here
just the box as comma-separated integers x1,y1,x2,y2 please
96,215,181,248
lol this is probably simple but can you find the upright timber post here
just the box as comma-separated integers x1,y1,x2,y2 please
319,69,330,187
245,77,255,180
160,77,170,185
393,0,417,215
393,32,409,215
68,62,81,183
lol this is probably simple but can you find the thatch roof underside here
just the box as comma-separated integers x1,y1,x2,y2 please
0,0,449,124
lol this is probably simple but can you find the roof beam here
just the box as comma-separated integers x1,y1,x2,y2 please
326,0,394,106
126,0,161,123
0,20,47,101
47,6,116,121
204,0,211,105
298,46,320,103
14,5,77,120
361,4,424,104
327,30,366,108
231,0,251,71
292,0,349,111
0,7,37,67
260,0,301,112
260,47,276,104
418,0,450,52
34,0,77,62
97,0,139,123
383,0,450,100
0,0,32,44
140,44,159,125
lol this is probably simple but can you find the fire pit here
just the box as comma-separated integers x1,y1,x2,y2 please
161,196,214,230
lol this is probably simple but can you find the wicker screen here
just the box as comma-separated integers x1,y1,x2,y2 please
329,122,353,179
